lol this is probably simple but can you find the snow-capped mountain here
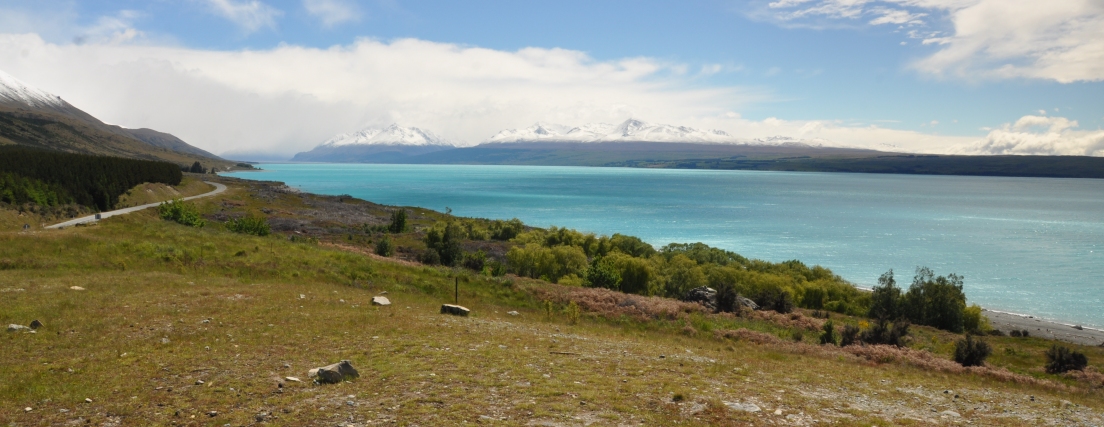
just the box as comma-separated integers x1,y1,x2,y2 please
0,69,66,110
486,119,830,146
487,119,741,144
292,124,456,163
322,124,455,147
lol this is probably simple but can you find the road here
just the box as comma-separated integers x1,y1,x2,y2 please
45,181,227,229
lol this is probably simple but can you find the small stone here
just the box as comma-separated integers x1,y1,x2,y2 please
941,410,961,418
507,311,519,316
202,319,210,324
7,324,30,332
207,410,218,417
339,299,345,303
69,286,85,291
255,412,269,422
24,407,32,412
299,294,305,299
195,380,205,385
724,402,761,413
29,320,42,329
774,409,783,415
285,376,301,382
440,304,470,316
59,408,68,413
371,296,391,306
85,398,93,403
161,338,171,344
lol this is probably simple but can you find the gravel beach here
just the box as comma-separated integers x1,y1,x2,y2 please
984,310,1104,347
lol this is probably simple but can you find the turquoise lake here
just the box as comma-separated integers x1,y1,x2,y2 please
225,164,1104,328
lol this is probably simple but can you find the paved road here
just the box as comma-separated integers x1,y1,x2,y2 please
45,181,227,229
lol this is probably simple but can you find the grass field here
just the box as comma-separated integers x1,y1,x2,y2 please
2,177,1103,426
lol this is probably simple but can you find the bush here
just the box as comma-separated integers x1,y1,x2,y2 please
419,249,441,265
754,288,795,314
963,304,991,334
715,284,738,313
860,319,910,347
489,218,524,240
226,215,270,236
388,209,407,233
158,199,205,227
819,320,837,345
868,269,901,321
462,250,487,271
374,236,393,257
485,260,506,276
425,222,464,266
953,335,992,367
840,324,860,347
900,267,967,333
1045,345,1088,374
585,256,622,290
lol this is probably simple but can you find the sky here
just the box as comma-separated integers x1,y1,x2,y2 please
0,0,1102,159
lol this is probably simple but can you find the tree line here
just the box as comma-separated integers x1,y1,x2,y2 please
0,146,183,211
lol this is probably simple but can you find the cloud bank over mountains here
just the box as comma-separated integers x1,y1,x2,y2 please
952,115,1104,156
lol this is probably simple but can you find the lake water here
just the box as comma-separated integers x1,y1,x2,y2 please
225,164,1104,328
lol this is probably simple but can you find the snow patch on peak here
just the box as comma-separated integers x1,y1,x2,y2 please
321,124,455,147
0,69,65,109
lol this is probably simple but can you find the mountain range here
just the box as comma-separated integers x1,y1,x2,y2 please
291,124,455,162
0,69,227,168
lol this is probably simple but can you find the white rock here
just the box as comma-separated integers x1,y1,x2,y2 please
7,324,30,332
941,410,961,417
724,401,761,412
372,296,391,306
507,311,519,316
285,376,301,382
69,286,85,291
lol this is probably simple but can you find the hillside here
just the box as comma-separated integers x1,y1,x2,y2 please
0,70,229,169
1,177,1102,425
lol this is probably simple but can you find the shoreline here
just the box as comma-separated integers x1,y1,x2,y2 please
983,309,1104,347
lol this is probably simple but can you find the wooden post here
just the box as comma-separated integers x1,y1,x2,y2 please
455,277,459,305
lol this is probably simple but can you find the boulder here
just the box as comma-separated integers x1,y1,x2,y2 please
371,296,391,306
682,287,717,311
724,401,761,412
309,360,359,384
441,304,470,317
7,324,30,332
29,320,42,329
737,296,759,311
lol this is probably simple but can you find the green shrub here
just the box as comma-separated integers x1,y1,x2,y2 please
419,249,441,265
963,304,991,334
860,319,910,347
388,209,407,233
1045,345,1088,374
819,320,837,345
374,236,394,257
953,335,992,367
754,288,795,314
462,250,487,271
900,267,967,333
226,215,270,236
840,324,860,347
158,199,205,227
585,256,622,290
868,269,901,321
484,260,507,277
714,284,739,313
489,218,524,240
425,221,463,266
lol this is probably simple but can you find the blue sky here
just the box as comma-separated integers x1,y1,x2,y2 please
1,0,1102,157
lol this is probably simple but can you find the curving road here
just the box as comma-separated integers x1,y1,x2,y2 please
45,181,227,229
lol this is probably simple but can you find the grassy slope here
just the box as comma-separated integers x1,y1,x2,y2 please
2,179,1103,426
115,177,215,209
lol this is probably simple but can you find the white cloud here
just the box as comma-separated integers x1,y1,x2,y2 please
303,0,360,27
758,0,1104,83
201,0,282,33
951,115,1104,156
0,33,1017,158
